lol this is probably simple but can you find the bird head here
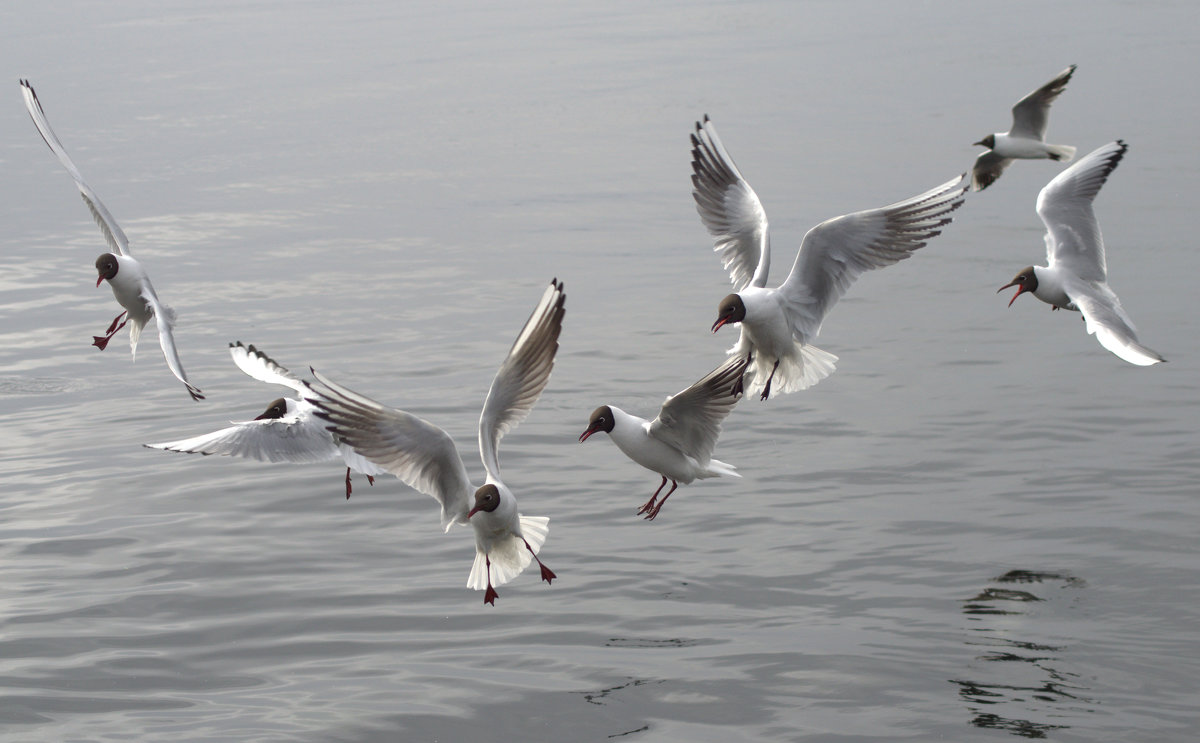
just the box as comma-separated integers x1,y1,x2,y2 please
95,253,119,287
973,134,996,149
468,483,501,519
712,294,746,332
579,405,614,442
998,266,1038,307
254,397,290,420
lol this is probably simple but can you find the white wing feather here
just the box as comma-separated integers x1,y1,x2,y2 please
20,79,131,257
477,279,566,482
1037,140,1127,283
649,355,747,464
1010,65,1076,141
305,370,473,531
691,116,771,291
229,341,306,393
779,175,968,343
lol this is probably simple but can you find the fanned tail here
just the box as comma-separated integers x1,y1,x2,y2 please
520,515,550,552
465,515,549,591
741,343,838,397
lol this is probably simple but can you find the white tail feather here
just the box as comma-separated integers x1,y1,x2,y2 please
742,342,838,396
128,318,145,361
465,515,550,591
1047,144,1076,162
701,458,740,479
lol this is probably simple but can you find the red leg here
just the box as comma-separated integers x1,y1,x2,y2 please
92,312,128,350
367,475,375,486
645,480,678,521
483,555,498,605
637,475,669,516
523,539,556,584
345,467,353,499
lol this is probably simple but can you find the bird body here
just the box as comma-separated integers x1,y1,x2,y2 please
603,405,737,485
20,79,203,400
145,342,385,496
693,115,967,399
307,280,566,603
998,141,1164,366
581,355,746,519
971,65,1078,191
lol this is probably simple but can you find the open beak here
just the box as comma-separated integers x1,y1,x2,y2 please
711,315,730,333
578,425,598,443
997,281,1026,307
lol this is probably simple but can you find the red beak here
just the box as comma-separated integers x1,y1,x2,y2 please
467,506,479,519
579,427,597,443
711,316,729,333
96,275,104,288
997,281,1026,307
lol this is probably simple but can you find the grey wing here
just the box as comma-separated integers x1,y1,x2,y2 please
145,404,341,463
779,174,968,343
1037,140,1126,282
1066,278,1165,366
229,341,305,393
649,355,748,463
1010,65,1075,140
971,150,1013,192
141,287,204,401
691,116,771,290
478,279,566,481
305,369,472,530
20,79,132,256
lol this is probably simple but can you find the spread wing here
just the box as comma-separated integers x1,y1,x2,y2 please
649,355,747,463
141,287,204,401
478,279,566,481
1065,278,1165,366
1038,140,1127,283
305,370,472,531
691,116,771,291
779,174,968,343
1010,65,1075,141
971,150,1013,192
145,400,340,463
20,79,131,257
229,341,305,394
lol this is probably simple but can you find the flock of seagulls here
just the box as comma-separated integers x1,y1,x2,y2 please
18,67,1165,604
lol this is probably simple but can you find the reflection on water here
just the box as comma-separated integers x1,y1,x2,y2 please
955,570,1090,738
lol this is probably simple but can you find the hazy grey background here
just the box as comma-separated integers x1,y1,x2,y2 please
1,1,1197,740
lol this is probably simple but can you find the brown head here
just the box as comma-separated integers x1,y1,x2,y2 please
998,266,1038,307
579,405,614,442
95,253,119,287
712,294,746,333
254,397,289,420
468,483,501,518
973,134,996,149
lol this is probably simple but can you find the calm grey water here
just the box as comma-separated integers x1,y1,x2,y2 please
1,1,1197,740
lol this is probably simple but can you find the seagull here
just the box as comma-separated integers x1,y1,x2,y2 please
304,280,566,605
998,140,1164,366
19,79,203,400
971,65,1078,191
145,342,387,497
579,354,747,520
692,115,968,400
